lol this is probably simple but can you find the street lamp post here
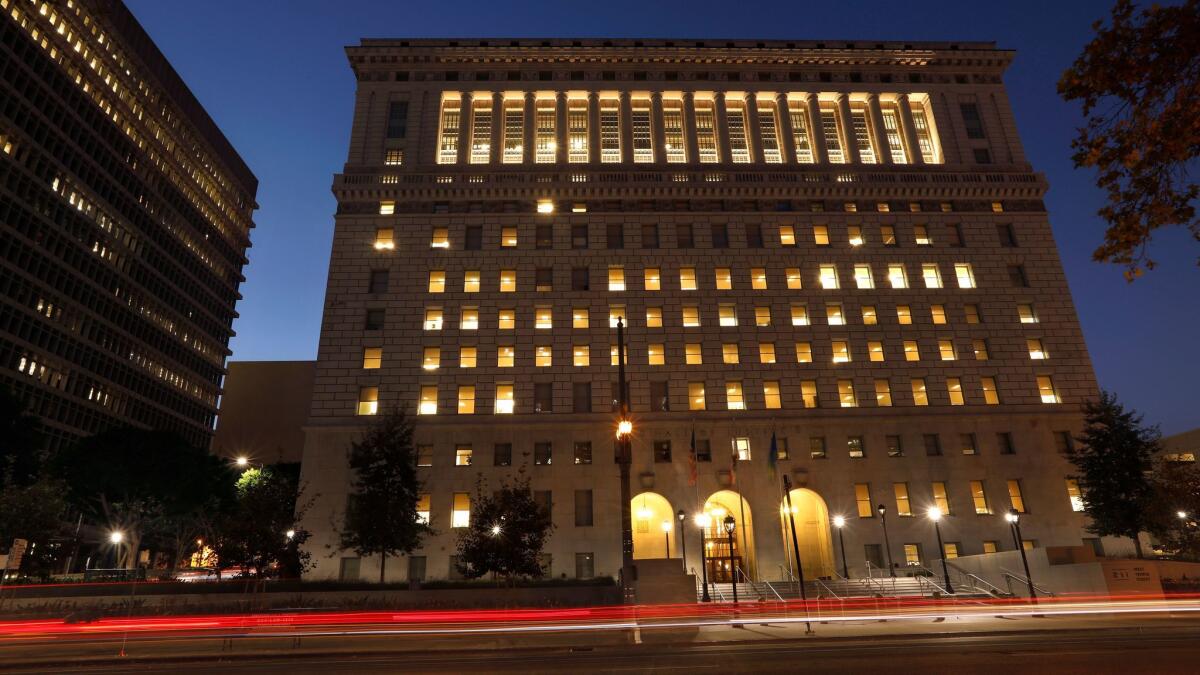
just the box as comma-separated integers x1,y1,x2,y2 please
781,475,808,602
724,515,738,604
1006,509,1037,601
877,503,896,577
615,317,634,603
927,507,954,594
661,521,672,558
833,516,849,579
677,509,687,572
696,513,712,602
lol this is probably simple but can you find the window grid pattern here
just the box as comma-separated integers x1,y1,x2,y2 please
789,107,814,163
469,103,492,164
567,102,589,163
881,108,907,163
535,103,556,163
695,102,719,163
726,103,751,164
600,102,621,163
820,108,845,163
757,104,783,164
850,109,876,164
437,102,461,164
631,102,653,163
503,104,524,163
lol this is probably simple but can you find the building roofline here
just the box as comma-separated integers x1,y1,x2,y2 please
352,37,1004,53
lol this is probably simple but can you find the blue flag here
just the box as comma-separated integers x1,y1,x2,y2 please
767,431,779,479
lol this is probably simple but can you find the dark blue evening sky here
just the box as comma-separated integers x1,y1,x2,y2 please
126,0,1199,434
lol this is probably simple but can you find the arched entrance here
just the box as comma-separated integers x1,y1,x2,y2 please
780,488,836,580
631,492,675,560
701,491,755,582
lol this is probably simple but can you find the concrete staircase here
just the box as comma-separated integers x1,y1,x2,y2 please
698,575,992,602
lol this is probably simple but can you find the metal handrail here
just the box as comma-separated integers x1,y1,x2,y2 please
733,565,764,601
915,573,952,597
864,561,898,595
762,580,786,602
834,568,885,597
942,560,1008,597
1000,568,1056,597
812,578,842,600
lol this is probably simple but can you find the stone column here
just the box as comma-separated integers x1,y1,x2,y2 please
715,92,732,164
805,93,827,164
746,94,764,164
523,91,536,164
555,91,568,164
867,94,891,165
650,92,666,163
490,91,503,164
682,92,699,165
457,92,473,164
835,93,860,164
619,91,633,164
897,94,924,165
588,92,601,164
776,93,796,164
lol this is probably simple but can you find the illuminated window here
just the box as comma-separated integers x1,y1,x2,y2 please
914,225,931,246
922,263,942,289
820,107,845,163
497,309,516,330
719,304,738,327
791,304,810,326
695,98,719,163
1018,304,1039,324
911,379,929,406
432,227,451,248
750,268,768,290
759,342,776,364
982,541,998,554
786,267,802,289
689,382,707,410
850,108,877,163
679,267,697,290
725,381,745,410
418,386,438,415
904,340,920,361
374,227,395,250
459,346,477,368
780,226,797,247
1027,338,1047,360
452,492,471,528
763,381,782,409
733,437,752,461
801,381,819,409
663,98,686,163
894,483,912,516
786,102,815,163
715,268,732,290
855,484,873,518
416,494,430,525
568,98,588,163
460,307,479,330
947,377,965,405
848,225,864,247
600,98,621,163
469,99,493,164
910,103,939,163
682,306,701,327
608,266,626,291
610,344,629,366
1007,480,1027,513
384,149,404,166
1037,376,1061,404
503,99,524,163
875,379,893,407
973,339,990,361
931,304,947,324
795,342,813,363
838,380,858,408
422,347,440,371
897,305,912,325
881,106,908,163
832,341,851,364
926,482,950,515
572,308,589,329
608,305,626,328
363,347,383,370
685,343,703,365
965,304,981,324
981,376,1000,405
722,343,740,365
427,270,446,293
535,99,556,163
954,264,976,289
497,345,515,368
754,306,771,327
645,307,663,328
632,98,653,163
814,225,830,245
853,264,874,289
648,344,665,366
437,98,462,164
573,345,590,367
357,386,379,416
423,308,443,330
881,225,897,246
458,386,476,414
971,480,990,514
644,267,661,291
494,384,515,414
535,345,553,367
726,98,751,163
939,339,957,361
887,264,908,289
1066,479,1084,512
868,341,884,362
499,270,516,292
463,270,480,293
862,306,878,325
826,303,844,326
819,265,839,289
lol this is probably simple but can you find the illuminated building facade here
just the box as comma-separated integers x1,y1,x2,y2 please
301,38,1100,584
0,0,258,450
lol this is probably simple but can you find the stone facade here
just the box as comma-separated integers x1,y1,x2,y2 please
299,38,1099,584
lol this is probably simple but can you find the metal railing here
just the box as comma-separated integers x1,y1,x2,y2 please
733,566,765,601
1001,568,1056,598
942,560,1009,598
761,580,786,602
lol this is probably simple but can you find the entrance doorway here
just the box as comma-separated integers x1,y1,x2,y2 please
631,492,675,560
780,488,836,580
701,491,755,582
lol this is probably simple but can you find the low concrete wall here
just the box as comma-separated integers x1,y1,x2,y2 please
947,548,1200,597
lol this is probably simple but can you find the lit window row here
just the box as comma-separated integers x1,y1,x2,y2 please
853,480,1027,518
434,91,940,165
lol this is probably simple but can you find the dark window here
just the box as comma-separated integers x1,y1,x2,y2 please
445,71,459,81
494,443,512,466
961,433,978,455
960,103,986,139
368,270,389,294
886,435,904,457
848,436,865,458
695,439,712,462
465,226,483,250
864,544,884,569
534,383,553,412
677,224,694,248
406,556,426,581
997,224,1018,247
386,101,408,138
573,382,592,413
536,224,554,249
923,434,942,456
776,437,790,460
607,223,625,249
571,267,590,291
574,441,592,465
1054,431,1074,455
364,309,385,330
535,442,553,465
809,436,827,459
973,148,992,164
534,490,552,515
641,223,660,249
997,432,1016,455
710,223,729,248
539,71,552,81
572,224,589,249
575,552,595,578
535,267,553,291
507,70,521,81
649,381,669,411
745,223,764,248
1008,264,1029,287
946,224,964,247
611,380,623,411
654,440,672,463
575,490,594,526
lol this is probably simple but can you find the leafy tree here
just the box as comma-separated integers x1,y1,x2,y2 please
1058,0,1200,279
0,386,44,487
207,467,315,578
454,473,552,582
1069,391,1160,557
1145,459,1200,560
339,406,430,582
0,479,68,549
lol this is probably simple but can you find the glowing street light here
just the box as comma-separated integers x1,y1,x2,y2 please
1005,509,1037,601
832,515,849,579
285,529,296,540
490,524,502,536
616,419,633,440
661,520,672,558
877,503,896,577
723,514,738,604
1179,510,1190,521
676,509,687,572
927,507,954,594
695,513,712,602
109,531,124,544
235,456,249,468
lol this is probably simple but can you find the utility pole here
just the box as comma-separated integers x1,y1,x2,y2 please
615,318,635,603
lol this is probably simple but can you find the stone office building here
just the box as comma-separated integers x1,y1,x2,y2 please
299,37,1100,585
0,0,258,451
